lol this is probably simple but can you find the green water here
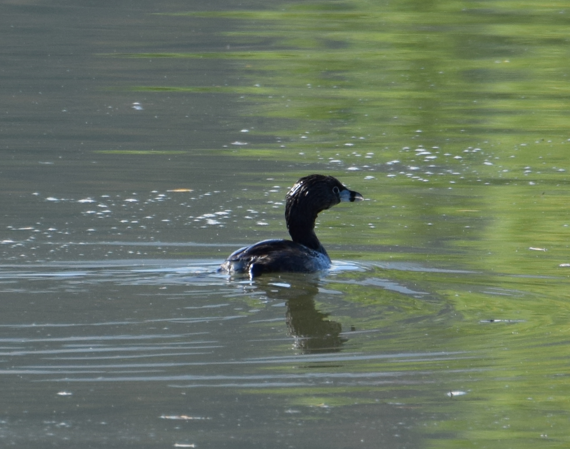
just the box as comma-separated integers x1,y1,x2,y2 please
6,0,570,449
104,0,570,445
118,2,570,446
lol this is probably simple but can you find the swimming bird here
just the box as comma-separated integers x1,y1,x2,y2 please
219,174,363,278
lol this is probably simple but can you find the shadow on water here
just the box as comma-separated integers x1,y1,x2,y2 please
281,279,346,354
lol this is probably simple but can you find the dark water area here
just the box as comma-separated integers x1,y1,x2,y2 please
2,1,570,448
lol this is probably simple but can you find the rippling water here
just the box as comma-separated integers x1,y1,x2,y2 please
3,0,570,447
0,256,456,448
3,248,566,447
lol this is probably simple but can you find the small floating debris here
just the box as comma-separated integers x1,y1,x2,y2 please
132,102,143,110
174,444,196,448
167,189,193,193
447,391,467,398
57,391,73,396
160,415,210,421
231,141,248,146
560,263,570,267
529,247,547,252
480,319,525,324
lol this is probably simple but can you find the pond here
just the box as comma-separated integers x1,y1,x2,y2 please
1,0,570,448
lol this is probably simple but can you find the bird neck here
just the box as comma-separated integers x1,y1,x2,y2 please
287,212,326,254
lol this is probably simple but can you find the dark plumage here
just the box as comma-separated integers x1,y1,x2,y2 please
219,174,363,278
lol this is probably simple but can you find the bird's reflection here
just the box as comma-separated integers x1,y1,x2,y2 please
255,275,346,354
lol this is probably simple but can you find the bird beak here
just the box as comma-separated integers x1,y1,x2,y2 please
340,189,364,203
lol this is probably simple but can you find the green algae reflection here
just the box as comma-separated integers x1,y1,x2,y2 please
109,1,570,447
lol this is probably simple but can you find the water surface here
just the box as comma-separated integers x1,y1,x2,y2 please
2,0,570,448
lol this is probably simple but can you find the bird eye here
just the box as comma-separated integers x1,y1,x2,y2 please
332,186,340,195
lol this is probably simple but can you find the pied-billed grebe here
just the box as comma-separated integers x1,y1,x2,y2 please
219,174,363,278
